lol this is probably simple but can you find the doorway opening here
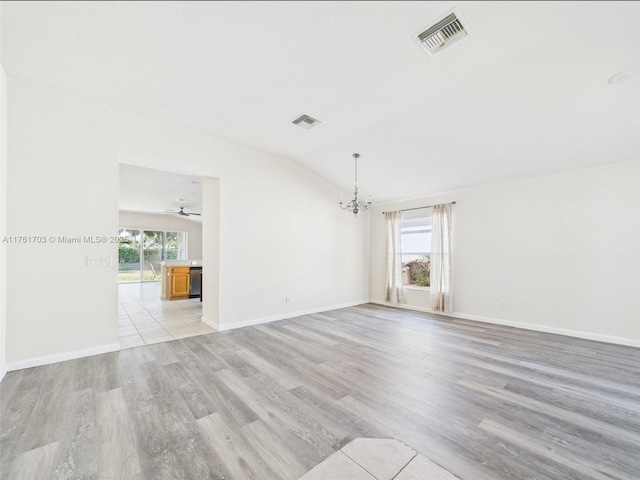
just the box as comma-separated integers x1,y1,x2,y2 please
117,163,219,349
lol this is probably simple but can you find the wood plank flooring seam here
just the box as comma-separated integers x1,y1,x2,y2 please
2,304,639,480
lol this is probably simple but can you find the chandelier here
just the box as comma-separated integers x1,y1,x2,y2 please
339,153,372,216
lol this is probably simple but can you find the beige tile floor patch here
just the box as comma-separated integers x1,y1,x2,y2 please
394,453,459,480
299,438,459,480
118,282,214,349
300,451,376,480
341,438,417,480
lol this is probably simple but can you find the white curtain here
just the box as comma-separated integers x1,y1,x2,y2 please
431,203,453,312
384,211,403,303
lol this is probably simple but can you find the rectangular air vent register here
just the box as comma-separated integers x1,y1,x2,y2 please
292,114,321,130
413,8,469,57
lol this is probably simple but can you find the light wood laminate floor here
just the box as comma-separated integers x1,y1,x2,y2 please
1,304,639,479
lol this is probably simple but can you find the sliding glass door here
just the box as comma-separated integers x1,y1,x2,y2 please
165,231,187,260
142,230,163,282
118,228,188,283
118,229,141,283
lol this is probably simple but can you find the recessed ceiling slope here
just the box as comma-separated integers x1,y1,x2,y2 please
2,2,639,203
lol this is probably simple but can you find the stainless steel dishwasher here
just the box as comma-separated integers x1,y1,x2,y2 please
189,266,202,298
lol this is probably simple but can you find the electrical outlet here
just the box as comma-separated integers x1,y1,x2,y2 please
499,300,507,308
285,296,291,304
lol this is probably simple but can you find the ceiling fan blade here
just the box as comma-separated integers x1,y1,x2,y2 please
163,207,200,216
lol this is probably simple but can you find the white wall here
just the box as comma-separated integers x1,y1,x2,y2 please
6,79,121,368
5,78,369,368
0,65,7,380
201,177,220,328
118,210,203,259
370,160,640,346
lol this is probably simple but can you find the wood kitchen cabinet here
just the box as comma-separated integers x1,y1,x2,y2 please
170,267,191,299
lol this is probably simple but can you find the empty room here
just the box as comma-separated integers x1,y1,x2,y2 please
0,2,638,480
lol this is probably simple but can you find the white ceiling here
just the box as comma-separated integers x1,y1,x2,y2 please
2,1,639,204
119,164,202,222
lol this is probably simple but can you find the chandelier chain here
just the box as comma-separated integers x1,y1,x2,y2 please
339,153,371,217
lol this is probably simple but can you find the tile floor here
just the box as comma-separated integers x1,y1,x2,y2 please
299,438,459,480
118,281,215,349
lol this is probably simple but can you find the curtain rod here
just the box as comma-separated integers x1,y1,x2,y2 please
382,201,456,214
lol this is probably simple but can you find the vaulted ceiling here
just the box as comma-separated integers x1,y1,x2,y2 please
118,164,202,222
2,1,639,203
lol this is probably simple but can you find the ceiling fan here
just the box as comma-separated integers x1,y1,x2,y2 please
164,206,201,217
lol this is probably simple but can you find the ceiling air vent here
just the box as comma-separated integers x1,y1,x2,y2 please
292,114,321,130
414,9,469,57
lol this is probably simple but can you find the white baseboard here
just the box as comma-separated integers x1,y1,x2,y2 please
7,299,635,374
2,300,364,373
215,300,370,332
201,316,218,331
369,300,640,348
447,311,640,348
7,343,121,372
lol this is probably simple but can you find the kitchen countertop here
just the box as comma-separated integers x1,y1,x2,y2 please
161,260,202,267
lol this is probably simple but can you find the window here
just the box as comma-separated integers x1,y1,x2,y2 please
400,215,432,287
117,228,188,283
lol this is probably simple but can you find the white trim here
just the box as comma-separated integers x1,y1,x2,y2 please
370,300,640,348
2,300,365,372
215,300,370,332
402,285,431,292
201,315,218,331
7,300,635,374
446,311,640,349
7,343,121,372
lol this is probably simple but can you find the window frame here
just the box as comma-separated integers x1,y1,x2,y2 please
399,213,432,289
